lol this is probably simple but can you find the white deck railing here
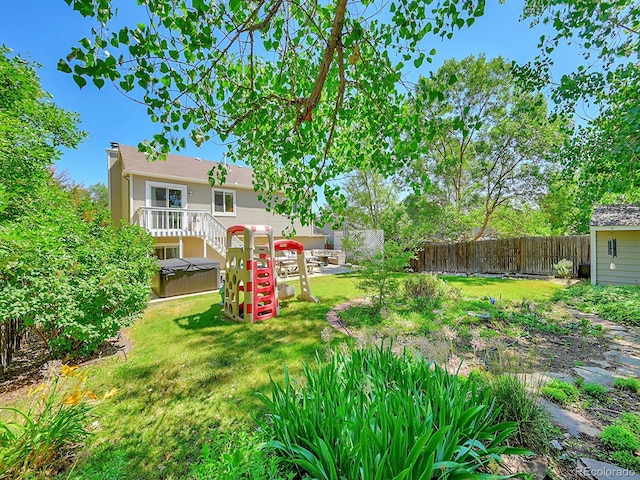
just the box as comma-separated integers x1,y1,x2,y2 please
136,207,241,256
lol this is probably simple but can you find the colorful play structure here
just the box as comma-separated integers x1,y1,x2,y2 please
222,225,318,323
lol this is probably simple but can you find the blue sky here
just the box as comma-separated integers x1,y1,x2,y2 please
0,0,579,187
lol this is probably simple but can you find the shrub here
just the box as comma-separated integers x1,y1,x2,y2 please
486,374,556,454
0,182,158,357
600,425,640,452
613,377,640,395
542,379,579,405
260,345,529,479
580,382,609,401
403,274,459,302
0,365,111,478
553,259,573,278
356,241,416,312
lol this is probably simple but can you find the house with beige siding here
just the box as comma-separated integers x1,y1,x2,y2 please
590,204,640,286
107,143,326,263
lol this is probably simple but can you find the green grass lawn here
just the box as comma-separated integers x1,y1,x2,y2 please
67,273,360,479
62,272,563,478
441,275,565,301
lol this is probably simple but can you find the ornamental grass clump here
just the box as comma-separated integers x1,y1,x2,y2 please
260,344,529,479
0,365,115,479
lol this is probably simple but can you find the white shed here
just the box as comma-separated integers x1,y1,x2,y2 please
590,204,640,286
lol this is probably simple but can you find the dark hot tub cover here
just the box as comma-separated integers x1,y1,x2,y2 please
159,257,220,274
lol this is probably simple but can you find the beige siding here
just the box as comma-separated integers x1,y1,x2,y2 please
108,152,124,226
154,237,225,263
211,189,313,236
129,174,313,236
595,230,640,286
131,175,212,214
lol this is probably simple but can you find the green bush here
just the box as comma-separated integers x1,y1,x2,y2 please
579,382,609,401
600,425,640,452
553,259,573,278
542,380,579,405
613,377,640,395
260,345,529,479
600,413,640,471
0,366,107,478
356,241,416,312
0,182,158,357
404,274,446,300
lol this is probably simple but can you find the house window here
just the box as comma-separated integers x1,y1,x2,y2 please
155,245,179,260
213,189,236,216
146,181,187,209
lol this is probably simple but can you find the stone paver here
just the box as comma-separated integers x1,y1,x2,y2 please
588,360,612,368
614,364,640,379
577,457,640,480
541,400,600,438
573,366,622,386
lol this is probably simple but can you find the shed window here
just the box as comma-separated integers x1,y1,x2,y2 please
607,238,617,257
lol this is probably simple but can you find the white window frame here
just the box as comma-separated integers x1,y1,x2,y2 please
212,188,236,217
145,181,188,209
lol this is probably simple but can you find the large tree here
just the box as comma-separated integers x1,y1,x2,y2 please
520,0,640,216
60,0,486,225
0,46,85,221
408,55,564,240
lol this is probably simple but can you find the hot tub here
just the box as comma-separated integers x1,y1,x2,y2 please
152,257,220,298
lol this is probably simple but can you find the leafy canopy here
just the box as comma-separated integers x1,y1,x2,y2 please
60,0,486,225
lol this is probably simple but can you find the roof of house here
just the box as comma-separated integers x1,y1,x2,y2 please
117,144,254,187
591,204,640,227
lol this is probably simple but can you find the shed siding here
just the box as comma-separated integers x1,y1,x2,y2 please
595,230,640,286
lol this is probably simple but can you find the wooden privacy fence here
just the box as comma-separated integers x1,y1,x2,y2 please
411,235,590,276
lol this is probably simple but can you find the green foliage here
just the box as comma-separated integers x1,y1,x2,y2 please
0,182,158,356
613,377,640,395
0,48,157,358
61,0,486,227
0,47,85,223
520,2,640,218
191,430,293,480
406,55,565,241
338,305,383,328
610,450,640,473
260,344,528,479
555,284,640,326
0,367,100,478
579,382,608,401
356,240,416,312
553,259,573,278
600,425,640,452
541,380,579,405
484,374,556,455
600,413,640,471
403,273,456,301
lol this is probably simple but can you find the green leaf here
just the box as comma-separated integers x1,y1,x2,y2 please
73,75,87,89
